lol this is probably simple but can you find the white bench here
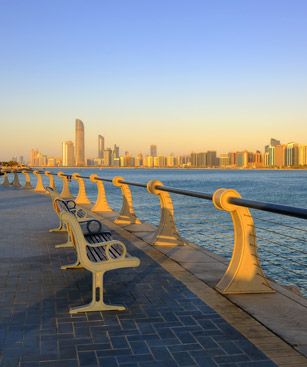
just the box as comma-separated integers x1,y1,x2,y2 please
60,211,140,313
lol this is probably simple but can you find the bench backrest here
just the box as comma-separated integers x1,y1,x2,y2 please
53,198,77,217
60,212,97,270
46,187,63,215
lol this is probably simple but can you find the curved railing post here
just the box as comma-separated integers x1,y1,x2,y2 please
212,188,274,294
2,172,10,187
57,171,73,199
11,171,22,188
22,171,33,189
147,180,185,246
112,176,141,225
72,173,91,205
33,170,46,192
90,174,113,212
45,171,56,191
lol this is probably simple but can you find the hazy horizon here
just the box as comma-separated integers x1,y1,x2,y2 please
1,0,307,160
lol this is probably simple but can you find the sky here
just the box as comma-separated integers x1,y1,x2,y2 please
0,0,307,160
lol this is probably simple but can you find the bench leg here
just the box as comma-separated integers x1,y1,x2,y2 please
55,240,74,248
49,224,66,233
69,272,126,314
61,261,82,270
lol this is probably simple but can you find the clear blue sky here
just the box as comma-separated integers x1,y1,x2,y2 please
1,0,307,160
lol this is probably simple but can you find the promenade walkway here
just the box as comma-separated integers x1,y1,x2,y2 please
0,186,304,367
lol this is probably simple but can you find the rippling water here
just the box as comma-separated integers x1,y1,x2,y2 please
15,168,307,295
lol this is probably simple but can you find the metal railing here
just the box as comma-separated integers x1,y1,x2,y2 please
2,169,307,296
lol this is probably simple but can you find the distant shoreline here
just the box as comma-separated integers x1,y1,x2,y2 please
21,166,307,171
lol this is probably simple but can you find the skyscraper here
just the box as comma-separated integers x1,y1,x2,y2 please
75,119,85,166
62,141,75,166
275,145,286,168
150,145,157,157
103,148,112,166
98,135,104,158
286,142,299,167
113,144,120,158
112,145,120,167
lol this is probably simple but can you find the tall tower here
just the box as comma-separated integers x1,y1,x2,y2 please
98,135,104,158
150,145,157,157
75,119,85,166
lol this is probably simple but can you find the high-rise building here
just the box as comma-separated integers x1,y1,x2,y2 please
254,151,263,168
166,155,176,167
144,155,154,167
197,152,207,167
270,138,281,146
75,119,85,166
299,145,307,166
103,148,112,166
286,143,299,167
135,153,143,167
228,152,236,167
206,151,217,167
113,144,120,158
268,146,275,166
98,135,104,158
219,154,229,167
62,141,75,167
264,138,281,167
274,145,286,168
150,145,157,157
236,151,254,168
30,149,39,166
191,152,206,167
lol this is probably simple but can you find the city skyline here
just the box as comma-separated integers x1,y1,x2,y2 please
5,117,307,168
1,1,307,160
3,117,307,163
23,124,307,168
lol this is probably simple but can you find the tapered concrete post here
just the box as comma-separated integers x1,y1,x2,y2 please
147,180,185,246
45,171,56,191
57,171,73,199
22,171,33,189
113,176,141,225
72,173,91,204
90,174,113,212
2,173,10,186
33,170,46,192
11,172,22,188
212,188,274,294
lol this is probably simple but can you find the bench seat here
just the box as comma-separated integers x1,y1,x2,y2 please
86,240,124,262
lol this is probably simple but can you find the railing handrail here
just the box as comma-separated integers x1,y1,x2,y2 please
119,180,147,189
156,185,213,201
228,197,307,220
36,170,307,221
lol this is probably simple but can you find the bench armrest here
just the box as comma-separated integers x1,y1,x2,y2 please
64,200,77,210
78,219,103,234
87,240,127,260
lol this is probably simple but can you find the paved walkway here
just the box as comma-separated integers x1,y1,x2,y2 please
0,187,277,367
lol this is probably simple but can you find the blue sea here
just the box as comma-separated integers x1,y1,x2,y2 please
16,168,307,295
